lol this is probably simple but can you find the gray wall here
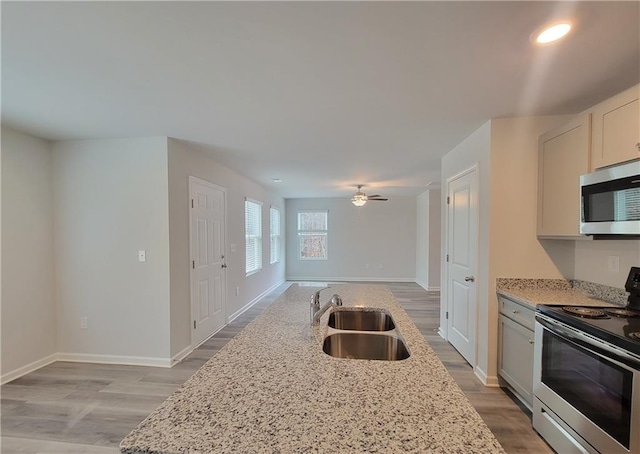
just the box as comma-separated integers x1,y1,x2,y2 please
1,127,57,379
285,197,416,281
167,139,286,357
416,189,441,291
52,137,172,361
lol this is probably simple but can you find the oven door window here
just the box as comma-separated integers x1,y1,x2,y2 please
582,177,640,222
541,330,633,449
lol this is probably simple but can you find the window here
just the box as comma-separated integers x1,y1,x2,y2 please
270,207,281,264
245,199,262,275
297,210,328,260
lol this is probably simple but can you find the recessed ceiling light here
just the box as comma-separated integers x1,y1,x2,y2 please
536,23,572,44
271,178,283,183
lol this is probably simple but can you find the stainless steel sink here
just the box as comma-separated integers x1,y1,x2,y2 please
322,332,410,361
327,309,395,331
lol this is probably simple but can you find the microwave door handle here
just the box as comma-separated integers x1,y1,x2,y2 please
536,316,640,369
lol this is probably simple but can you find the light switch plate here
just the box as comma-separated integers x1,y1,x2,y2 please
138,250,146,262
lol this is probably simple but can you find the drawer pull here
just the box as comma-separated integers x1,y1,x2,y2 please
512,309,519,314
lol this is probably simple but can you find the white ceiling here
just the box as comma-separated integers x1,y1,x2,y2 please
2,1,639,198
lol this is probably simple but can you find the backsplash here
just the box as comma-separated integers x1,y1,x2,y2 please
496,278,629,305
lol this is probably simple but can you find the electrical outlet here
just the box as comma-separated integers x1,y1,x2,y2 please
138,250,146,262
608,255,620,273
230,243,237,253
80,317,88,329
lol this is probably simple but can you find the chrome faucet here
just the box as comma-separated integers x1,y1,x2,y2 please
310,288,343,326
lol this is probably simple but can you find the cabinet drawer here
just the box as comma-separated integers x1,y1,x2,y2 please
499,296,535,330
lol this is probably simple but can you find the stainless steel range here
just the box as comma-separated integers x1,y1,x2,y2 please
533,267,640,454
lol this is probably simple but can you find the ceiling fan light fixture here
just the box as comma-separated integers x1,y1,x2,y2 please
351,194,367,206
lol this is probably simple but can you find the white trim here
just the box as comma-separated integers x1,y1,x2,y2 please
473,366,500,387
245,196,263,205
286,276,415,283
228,279,286,322
1,353,58,385
170,345,193,366
56,352,173,368
416,279,441,292
438,326,447,340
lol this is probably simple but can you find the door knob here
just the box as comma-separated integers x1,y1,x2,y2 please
221,264,227,268
464,276,475,282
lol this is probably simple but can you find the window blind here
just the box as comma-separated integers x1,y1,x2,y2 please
245,199,262,275
270,207,281,264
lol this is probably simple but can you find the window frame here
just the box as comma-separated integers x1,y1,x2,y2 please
245,198,263,276
297,210,328,261
269,206,281,265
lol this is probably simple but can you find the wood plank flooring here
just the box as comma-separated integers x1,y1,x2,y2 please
1,282,552,453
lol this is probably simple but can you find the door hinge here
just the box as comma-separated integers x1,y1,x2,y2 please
192,260,195,269
191,199,194,208
446,254,449,262
193,320,196,329
446,311,449,320
446,196,450,204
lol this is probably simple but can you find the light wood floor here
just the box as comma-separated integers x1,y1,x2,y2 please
1,282,552,453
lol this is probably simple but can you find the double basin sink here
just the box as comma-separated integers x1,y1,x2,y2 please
322,308,410,361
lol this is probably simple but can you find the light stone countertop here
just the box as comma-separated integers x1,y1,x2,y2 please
120,283,504,454
496,279,626,310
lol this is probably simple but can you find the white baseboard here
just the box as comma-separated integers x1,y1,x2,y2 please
286,276,415,283
57,352,172,368
437,327,447,340
171,345,193,366
228,278,286,322
1,353,58,385
473,366,500,387
415,280,440,292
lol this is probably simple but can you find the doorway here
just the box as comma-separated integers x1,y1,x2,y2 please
445,165,479,366
189,176,227,347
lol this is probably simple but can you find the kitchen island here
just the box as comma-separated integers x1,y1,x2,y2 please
120,283,504,453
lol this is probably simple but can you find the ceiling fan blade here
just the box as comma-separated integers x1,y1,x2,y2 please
367,195,381,198
368,198,388,201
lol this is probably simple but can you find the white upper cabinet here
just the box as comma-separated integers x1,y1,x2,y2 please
537,114,591,238
590,84,640,170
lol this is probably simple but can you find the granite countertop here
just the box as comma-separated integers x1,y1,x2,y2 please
120,283,504,454
496,278,628,309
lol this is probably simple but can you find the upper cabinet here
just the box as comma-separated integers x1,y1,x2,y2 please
537,114,591,238
590,84,640,170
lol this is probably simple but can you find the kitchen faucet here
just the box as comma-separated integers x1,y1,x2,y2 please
310,287,343,326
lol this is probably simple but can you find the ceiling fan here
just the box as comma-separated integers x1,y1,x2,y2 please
351,185,388,206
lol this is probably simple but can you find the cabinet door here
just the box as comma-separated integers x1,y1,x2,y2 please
537,114,591,237
498,314,535,409
591,84,640,170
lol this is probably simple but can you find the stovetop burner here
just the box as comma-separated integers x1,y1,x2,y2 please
562,306,610,319
604,308,640,318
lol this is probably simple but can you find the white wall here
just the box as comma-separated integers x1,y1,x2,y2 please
574,240,640,288
167,139,285,357
52,138,172,362
416,191,429,289
428,189,441,289
440,116,589,385
416,189,441,290
285,197,416,281
1,127,57,378
441,121,492,381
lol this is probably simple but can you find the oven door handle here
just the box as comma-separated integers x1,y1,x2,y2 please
536,315,640,370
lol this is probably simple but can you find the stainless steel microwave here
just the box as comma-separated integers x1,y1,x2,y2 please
580,160,640,236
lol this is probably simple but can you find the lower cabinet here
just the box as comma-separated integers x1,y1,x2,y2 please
498,297,535,410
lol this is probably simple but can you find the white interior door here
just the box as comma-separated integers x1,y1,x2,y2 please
446,166,478,366
190,177,227,347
